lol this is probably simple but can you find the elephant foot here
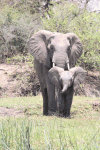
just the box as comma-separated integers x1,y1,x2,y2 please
47,111,71,118
48,110,57,116
43,108,48,116
65,114,71,119
43,112,48,116
58,114,71,119
58,109,71,118
57,112,64,117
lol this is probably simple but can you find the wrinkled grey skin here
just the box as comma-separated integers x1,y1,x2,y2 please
28,30,83,115
48,66,86,117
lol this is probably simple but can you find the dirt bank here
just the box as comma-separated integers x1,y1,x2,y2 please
0,63,40,98
0,64,100,98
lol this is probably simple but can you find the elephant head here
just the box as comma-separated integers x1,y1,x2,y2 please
28,30,83,70
48,66,86,93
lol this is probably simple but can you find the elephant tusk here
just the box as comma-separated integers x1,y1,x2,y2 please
53,63,55,67
67,62,70,70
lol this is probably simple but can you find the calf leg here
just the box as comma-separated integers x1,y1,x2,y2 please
65,88,74,117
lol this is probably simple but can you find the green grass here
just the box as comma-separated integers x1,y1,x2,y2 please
0,95,100,149
0,96,43,116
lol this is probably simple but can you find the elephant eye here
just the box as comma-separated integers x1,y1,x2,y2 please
67,46,71,52
60,78,62,83
50,45,54,51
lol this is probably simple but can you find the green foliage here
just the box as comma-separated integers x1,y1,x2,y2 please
0,0,41,14
7,53,34,65
42,2,79,32
42,2,100,70
0,2,41,63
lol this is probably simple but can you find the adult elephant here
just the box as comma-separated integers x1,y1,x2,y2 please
28,30,83,115
48,66,86,117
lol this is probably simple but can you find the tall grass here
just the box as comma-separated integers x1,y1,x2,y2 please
0,117,100,150
0,96,100,149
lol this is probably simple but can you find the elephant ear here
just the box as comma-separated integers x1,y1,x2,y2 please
69,67,86,90
48,66,64,89
66,33,83,67
28,30,53,67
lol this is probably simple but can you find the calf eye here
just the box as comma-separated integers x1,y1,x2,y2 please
67,46,70,52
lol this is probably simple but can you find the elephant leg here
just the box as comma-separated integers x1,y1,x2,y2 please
46,77,57,114
57,92,65,116
39,65,57,115
65,88,74,117
55,89,67,117
34,59,48,115
40,84,48,115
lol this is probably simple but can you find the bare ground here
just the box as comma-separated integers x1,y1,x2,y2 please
0,106,24,117
0,63,40,98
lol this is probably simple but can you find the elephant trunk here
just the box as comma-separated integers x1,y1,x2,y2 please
53,62,70,70
52,53,70,70
61,84,68,93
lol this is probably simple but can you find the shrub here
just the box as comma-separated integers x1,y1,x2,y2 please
0,4,41,63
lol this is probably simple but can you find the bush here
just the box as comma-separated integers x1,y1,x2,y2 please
42,1,100,70
0,4,41,63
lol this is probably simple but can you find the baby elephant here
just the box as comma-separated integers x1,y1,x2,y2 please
48,66,86,118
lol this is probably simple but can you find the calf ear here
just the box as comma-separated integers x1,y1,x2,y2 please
69,67,86,90
48,66,64,89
